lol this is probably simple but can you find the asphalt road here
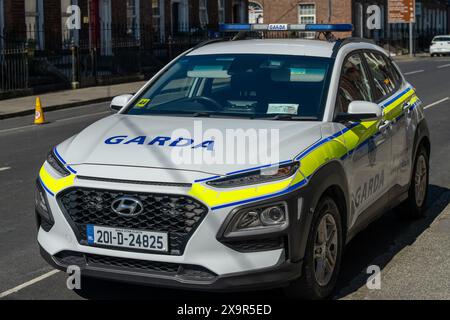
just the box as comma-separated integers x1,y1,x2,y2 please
0,56,449,300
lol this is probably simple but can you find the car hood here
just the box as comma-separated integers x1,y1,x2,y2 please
58,114,323,177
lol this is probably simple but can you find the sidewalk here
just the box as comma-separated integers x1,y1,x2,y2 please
342,190,450,300
0,81,147,120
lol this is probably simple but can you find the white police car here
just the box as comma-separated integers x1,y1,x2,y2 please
36,24,430,299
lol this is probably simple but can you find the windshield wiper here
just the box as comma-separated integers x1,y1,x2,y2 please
268,114,319,121
192,112,211,118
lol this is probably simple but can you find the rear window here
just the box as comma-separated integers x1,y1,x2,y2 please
433,37,450,42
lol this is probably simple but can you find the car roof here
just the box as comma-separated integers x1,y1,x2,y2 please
187,39,337,58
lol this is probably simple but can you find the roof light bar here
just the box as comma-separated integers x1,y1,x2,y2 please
219,23,353,33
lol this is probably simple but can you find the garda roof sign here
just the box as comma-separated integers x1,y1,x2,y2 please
388,0,416,23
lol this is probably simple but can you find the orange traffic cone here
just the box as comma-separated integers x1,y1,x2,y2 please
34,97,45,124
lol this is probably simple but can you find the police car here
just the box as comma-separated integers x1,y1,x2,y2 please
36,24,430,299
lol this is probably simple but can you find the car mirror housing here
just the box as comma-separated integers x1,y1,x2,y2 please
335,101,382,123
110,94,133,112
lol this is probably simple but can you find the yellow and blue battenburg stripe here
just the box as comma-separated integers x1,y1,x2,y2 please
192,86,419,211
39,148,76,197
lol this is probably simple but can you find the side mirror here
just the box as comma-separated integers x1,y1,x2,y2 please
335,101,382,123
110,94,133,112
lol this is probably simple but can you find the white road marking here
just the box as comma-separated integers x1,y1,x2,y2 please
0,269,59,299
55,111,109,123
424,97,450,110
0,111,109,134
0,167,11,172
437,64,450,69
404,70,424,75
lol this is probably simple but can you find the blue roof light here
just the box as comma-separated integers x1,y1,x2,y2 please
219,23,353,33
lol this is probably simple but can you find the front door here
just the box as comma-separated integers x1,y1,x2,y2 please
335,52,392,228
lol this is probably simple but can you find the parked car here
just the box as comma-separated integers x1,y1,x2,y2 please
430,35,450,56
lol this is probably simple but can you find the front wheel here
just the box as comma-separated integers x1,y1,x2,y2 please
284,196,343,299
397,145,429,219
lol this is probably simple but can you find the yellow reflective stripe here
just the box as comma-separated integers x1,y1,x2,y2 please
39,165,75,195
383,88,415,120
189,178,293,208
296,137,347,179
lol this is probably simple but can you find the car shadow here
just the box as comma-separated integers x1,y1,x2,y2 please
73,184,450,300
333,184,450,298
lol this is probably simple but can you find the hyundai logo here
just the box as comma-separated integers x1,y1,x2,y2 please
111,197,144,217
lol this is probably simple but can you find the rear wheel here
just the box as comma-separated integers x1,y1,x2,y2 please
397,145,429,219
284,196,343,299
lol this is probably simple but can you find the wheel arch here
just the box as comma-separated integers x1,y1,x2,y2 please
297,160,350,258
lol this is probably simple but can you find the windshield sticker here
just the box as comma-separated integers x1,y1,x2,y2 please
267,103,299,115
135,98,150,107
290,68,325,82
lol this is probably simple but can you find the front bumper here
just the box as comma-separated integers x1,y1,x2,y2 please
37,166,313,291
40,245,302,291
430,47,450,54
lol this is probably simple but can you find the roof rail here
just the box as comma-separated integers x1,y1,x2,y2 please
332,37,376,56
192,38,228,50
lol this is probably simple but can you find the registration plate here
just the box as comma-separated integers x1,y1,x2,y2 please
87,225,168,252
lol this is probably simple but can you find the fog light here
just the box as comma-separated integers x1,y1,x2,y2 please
260,206,285,226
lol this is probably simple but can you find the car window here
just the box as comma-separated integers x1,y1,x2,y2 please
385,58,403,88
433,36,450,42
336,53,373,114
363,51,396,100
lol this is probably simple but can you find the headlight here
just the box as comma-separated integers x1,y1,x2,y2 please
35,180,54,230
206,162,299,188
224,202,288,237
47,150,70,176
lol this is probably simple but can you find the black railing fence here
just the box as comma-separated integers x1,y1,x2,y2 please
0,23,211,96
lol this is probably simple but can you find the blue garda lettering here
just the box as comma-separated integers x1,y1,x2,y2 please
124,136,146,145
149,136,171,146
169,137,194,147
105,135,128,144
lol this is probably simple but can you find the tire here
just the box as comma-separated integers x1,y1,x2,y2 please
431,53,436,57
397,145,429,219
284,196,343,299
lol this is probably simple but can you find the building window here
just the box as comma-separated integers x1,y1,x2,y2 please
25,0,45,49
126,0,140,41
61,0,79,48
218,0,225,24
0,0,4,47
298,4,316,39
152,0,160,33
248,1,263,24
199,0,208,27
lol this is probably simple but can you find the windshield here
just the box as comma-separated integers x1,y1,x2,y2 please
433,36,450,42
126,54,333,120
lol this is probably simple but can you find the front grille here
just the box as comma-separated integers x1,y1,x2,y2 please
54,251,216,281
58,188,209,255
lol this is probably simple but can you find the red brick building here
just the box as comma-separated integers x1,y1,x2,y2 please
247,0,449,51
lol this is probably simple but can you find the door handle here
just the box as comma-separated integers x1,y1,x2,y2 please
378,120,392,132
403,101,412,113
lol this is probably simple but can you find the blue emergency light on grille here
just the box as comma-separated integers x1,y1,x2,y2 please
219,23,353,33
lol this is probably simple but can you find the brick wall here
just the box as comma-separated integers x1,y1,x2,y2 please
44,0,62,51
253,0,350,24
3,0,25,39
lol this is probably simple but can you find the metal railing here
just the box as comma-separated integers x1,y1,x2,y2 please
0,44,29,94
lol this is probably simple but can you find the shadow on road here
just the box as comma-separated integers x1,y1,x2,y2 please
73,184,450,300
